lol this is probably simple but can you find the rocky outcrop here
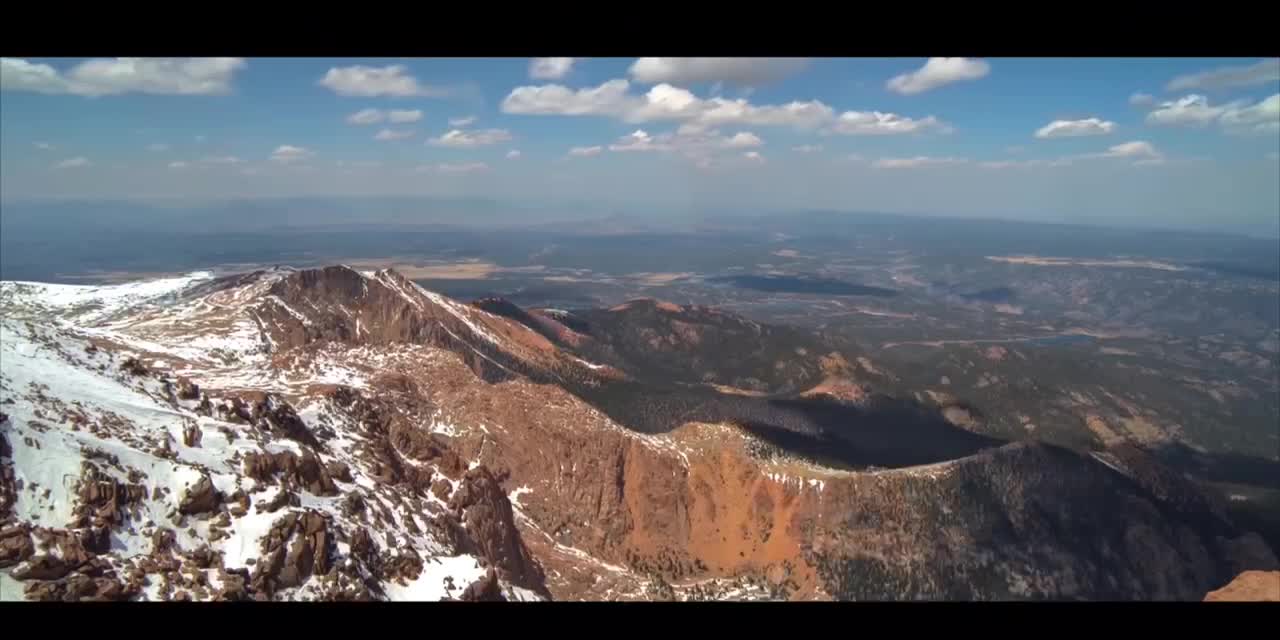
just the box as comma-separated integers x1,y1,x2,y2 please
0,523,35,568
250,510,332,596
0,431,14,520
448,467,547,595
460,568,506,601
177,475,222,516
216,393,322,449
243,449,338,497
257,267,570,385
1204,571,1280,601
175,376,201,401
120,357,150,377
13,528,94,581
71,463,148,552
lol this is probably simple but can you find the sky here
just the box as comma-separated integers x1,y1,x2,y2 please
1,57,1278,236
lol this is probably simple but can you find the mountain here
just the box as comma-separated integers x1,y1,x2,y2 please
1,266,1276,601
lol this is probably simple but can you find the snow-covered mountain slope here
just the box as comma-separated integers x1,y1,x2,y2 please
0,269,557,601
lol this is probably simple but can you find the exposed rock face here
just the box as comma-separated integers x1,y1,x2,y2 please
177,475,222,516
1204,571,1280,601
72,463,148,551
13,528,94,581
243,449,338,497
251,510,332,595
257,267,579,384
448,467,547,594
460,568,506,601
1,431,15,520
0,524,35,568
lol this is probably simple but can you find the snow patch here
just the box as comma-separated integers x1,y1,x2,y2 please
572,356,608,371
509,485,533,509
382,554,487,601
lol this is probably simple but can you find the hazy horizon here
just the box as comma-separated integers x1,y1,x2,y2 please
2,194,1278,239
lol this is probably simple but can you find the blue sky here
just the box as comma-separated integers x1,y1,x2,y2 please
2,57,1277,235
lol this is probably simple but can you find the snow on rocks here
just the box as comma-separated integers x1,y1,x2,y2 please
0,275,545,601
382,553,488,601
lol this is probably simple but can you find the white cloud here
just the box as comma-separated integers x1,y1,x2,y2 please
168,161,189,169
374,128,415,141
723,132,763,148
603,127,768,157
1267,151,1279,160
148,143,170,152
873,156,967,169
200,155,244,164
1129,92,1154,106
978,142,1166,169
318,65,449,97
195,135,207,143
608,129,673,152
33,142,54,150
1,57,246,96
270,145,314,163
1167,59,1280,92
389,109,422,124
1098,140,1163,163
428,128,513,147
887,58,990,95
506,150,521,159
829,111,949,135
1146,94,1230,127
54,157,90,169
502,79,944,135
1,58,64,94
502,79,635,118
677,122,710,136
568,146,603,157
347,108,385,125
1147,93,1279,135
696,96,836,129
529,58,575,80
347,108,421,125
627,58,808,86
1034,117,1116,138
1218,94,1279,135
792,144,823,153
434,162,489,173
742,151,765,163
448,115,477,127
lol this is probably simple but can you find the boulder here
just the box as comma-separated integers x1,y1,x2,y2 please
460,568,506,601
177,475,222,515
